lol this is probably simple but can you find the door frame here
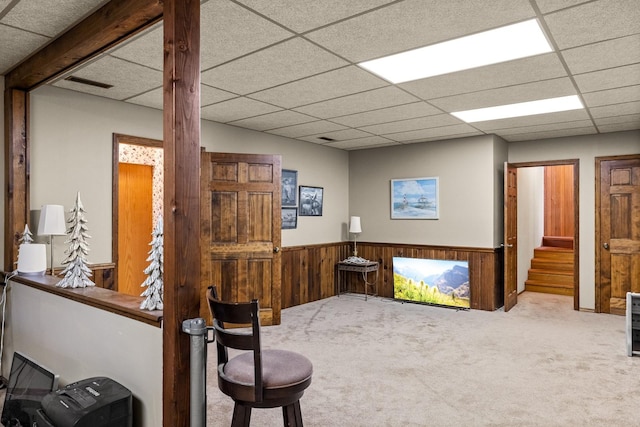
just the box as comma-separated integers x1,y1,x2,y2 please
594,154,640,313
112,133,163,291
507,159,580,311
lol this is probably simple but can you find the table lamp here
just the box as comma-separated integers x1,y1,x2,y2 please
349,216,362,257
37,204,67,275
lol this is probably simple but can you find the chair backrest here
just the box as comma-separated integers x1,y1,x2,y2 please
207,286,264,402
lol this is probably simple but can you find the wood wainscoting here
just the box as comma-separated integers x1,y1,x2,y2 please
281,242,503,311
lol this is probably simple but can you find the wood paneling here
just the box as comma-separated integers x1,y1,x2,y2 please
281,242,502,311
544,165,574,237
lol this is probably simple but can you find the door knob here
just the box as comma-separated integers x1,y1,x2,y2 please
603,242,609,250
273,247,280,253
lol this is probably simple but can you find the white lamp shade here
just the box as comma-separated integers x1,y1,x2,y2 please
349,216,362,234
17,243,47,275
37,205,67,236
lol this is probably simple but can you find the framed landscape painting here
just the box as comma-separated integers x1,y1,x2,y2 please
281,207,298,229
391,177,439,219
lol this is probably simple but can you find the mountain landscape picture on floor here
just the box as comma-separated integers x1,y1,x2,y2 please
393,257,470,308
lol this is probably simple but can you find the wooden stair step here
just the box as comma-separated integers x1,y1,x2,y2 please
527,269,574,285
533,247,574,260
525,280,574,296
541,236,574,249
530,258,574,271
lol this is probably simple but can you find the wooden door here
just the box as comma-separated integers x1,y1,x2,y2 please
200,152,282,325
504,163,518,311
118,163,153,296
597,156,640,314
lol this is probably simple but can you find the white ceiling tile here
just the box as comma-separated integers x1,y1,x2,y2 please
504,126,596,141
0,24,49,74
201,97,281,123
125,87,163,110
329,102,442,127
201,38,348,94
597,121,640,133
126,84,237,111
589,100,640,119
267,121,347,138
543,0,640,50
583,85,640,108
401,131,485,144
1,0,106,37
361,114,462,135
307,0,535,62
400,53,567,100
249,66,389,109
294,86,420,119
594,113,640,126
385,123,481,142
561,34,640,75
235,0,395,33
574,63,640,93
325,135,398,150
472,109,590,131
228,110,317,131
53,56,162,100
430,78,576,112
299,128,372,144
495,119,594,136
200,0,293,70
534,0,591,14
110,24,163,71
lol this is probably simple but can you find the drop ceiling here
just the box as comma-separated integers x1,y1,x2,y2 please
1,0,639,150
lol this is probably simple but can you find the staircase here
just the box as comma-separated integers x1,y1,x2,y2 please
525,236,574,296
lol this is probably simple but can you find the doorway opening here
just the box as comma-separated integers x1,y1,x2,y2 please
112,133,163,295
510,159,579,311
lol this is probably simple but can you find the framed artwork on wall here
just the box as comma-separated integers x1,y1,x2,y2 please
299,186,323,216
391,177,439,219
282,169,298,207
281,207,298,229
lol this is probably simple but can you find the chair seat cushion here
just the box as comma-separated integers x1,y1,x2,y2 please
224,349,312,388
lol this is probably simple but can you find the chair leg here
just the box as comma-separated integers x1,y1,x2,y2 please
231,402,252,427
282,401,303,427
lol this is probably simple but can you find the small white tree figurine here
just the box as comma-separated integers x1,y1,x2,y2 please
20,224,34,244
140,217,163,310
57,192,95,288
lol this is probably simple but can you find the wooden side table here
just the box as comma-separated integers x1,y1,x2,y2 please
335,261,379,300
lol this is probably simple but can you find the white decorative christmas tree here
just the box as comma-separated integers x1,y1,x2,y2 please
57,192,95,288
140,217,164,310
20,224,34,244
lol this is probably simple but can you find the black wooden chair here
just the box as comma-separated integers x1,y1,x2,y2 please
207,286,313,427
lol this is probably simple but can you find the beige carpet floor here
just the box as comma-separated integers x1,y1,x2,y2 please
206,291,639,427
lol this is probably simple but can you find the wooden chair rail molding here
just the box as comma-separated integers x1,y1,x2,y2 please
281,241,503,311
1,263,162,327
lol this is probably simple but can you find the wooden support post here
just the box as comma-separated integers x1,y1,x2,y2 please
3,89,29,270
163,1,201,426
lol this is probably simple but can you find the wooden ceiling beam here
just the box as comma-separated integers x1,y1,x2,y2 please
4,0,163,90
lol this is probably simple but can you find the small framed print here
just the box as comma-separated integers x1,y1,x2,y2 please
299,186,323,216
282,169,298,207
391,177,439,219
281,207,298,229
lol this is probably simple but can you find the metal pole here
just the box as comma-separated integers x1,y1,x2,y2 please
182,318,208,427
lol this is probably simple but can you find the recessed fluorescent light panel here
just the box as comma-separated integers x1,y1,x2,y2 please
451,95,583,123
358,19,552,84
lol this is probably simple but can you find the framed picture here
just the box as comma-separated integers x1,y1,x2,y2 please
282,169,298,207
299,186,323,216
281,207,298,229
391,177,439,219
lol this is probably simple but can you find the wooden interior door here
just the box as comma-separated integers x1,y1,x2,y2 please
200,151,282,325
597,156,640,314
504,162,518,311
118,163,153,296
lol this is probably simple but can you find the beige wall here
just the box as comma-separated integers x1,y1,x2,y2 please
508,130,640,309
517,167,545,293
28,85,349,265
348,134,504,248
